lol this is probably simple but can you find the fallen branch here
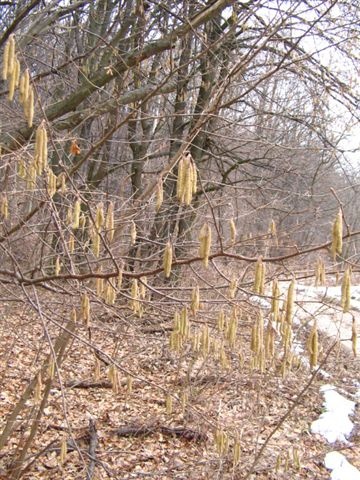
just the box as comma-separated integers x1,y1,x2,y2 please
115,424,207,442
141,325,173,334
64,378,139,389
65,380,112,389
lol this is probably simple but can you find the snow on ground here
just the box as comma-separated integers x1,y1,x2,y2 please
251,281,360,479
310,384,356,443
284,282,359,355
310,385,360,478
294,284,360,478
324,451,360,480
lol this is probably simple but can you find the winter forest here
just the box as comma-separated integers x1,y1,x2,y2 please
0,1,359,479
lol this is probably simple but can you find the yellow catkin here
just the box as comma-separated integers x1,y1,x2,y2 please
254,257,265,294
60,436,67,464
139,276,147,299
265,320,275,359
228,278,237,299
106,201,114,242
271,279,281,322
2,38,10,80
130,220,137,245
331,209,343,260
229,218,237,245
108,365,119,393
8,57,19,101
68,233,75,253
315,258,326,286
7,34,15,76
70,307,77,323
351,319,357,357
105,281,116,305
48,359,55,380
163,241,173,278
315,260,321,286
79,214,87,232
46,169,57,198
191,160,197,195
180,307,190,338
0,194,9,219
269,219,277,236
34,123,48,174
91,228,100,258
191,332,200,352
34,127,43,174
183,155,192,205
14,57,20,86
187,159,196,204
96,275,104,297
282,322,293,356
226,307,238,348
165,394,173,414
26,161,37,190
177,153,196,205
219,344,229,369
72,198,81,229
18,158,26,179
58,172,67,194
20,68,30,105
285,279,295,324
66,205,73,226
233,437,241,466
251,323,258,354
156,179,163,212
95,203,104,230
191,285,200,315
176,155,185,201
201,324,210,356
19,71,25,101
308,321,318,368
130,279,140,313
217,310,225,331
260,261,266,294
215,429,229,456
81,294,90,326
293,447,301,470
54,256,61,276
199,223,211,267
25,85,34,128
24,69,30,101
341,267,351,313
41,125,48,172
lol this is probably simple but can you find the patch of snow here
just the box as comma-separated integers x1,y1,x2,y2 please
292,343,304,355
248,295,271,308
324,451,360,480
310,385,356,443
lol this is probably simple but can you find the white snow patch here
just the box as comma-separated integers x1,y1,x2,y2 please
310,385,356,443
324,451,360,480
248,295,271,308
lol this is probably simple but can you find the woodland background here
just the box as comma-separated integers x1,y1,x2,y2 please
0,1,359,479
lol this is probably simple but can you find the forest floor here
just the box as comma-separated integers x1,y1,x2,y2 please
0,282,359,480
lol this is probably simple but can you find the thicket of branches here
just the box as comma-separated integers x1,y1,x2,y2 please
0,1,359,478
